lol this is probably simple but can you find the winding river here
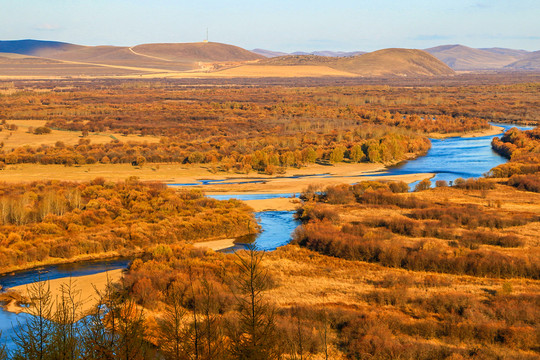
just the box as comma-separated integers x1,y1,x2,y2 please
0,123,534,351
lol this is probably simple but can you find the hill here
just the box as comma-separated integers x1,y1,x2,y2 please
480,47,530,58
0,39,84,57
425,44,528,70
131,42,264,62
260,48,454,76
336,48,454,76
505,50,540,70
0,39,262,63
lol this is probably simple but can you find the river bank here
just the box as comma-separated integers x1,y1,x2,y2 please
428,124,505,139
1,237,245,318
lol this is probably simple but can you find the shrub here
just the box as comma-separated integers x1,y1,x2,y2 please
414,179,431,191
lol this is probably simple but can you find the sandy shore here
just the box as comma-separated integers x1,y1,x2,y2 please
5,269,124,319
243,197,301,211
0,162,433,198
2,238,242,318
429,125,505,139
203,171,434,197
193,238,237,251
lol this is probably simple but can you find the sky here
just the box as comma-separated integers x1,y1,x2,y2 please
1,0,539,52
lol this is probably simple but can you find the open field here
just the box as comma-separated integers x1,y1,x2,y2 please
1,119,160,150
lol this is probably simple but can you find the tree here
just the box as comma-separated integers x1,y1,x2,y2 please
414,179,432,192
199,277,224,360
49,279,82,360
0,332,7,360
349,144,365,163
435,180,448,187
329,146,346,163
12,278,54,360
228,245,280,359
158,282,188,360
80,279,148,360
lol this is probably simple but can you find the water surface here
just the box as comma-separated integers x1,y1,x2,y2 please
369,123,534,187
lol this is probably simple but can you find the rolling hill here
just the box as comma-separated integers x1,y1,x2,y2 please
0,39,84,57
424,44,529,70
131,42,264,62
0,40,263,65
505,50,540,70
10,39,540,78
259,48,454,76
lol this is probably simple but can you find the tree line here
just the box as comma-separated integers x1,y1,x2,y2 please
490,127,540,192
0,179,258,273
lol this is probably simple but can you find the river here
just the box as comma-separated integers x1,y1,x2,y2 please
0,123,534,351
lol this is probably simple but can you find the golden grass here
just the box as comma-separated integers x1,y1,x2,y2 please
1,119,160,151
203,65,357,78
265,245,540,307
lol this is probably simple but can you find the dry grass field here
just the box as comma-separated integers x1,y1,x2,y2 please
1,119,160,150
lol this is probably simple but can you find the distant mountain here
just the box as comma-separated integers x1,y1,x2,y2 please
260,48,454,77
251,49,288,58
424,44,529,70
292,50,366,57
505,51,540,70
480,47,530,58
0,39,84,56
253,49,366,58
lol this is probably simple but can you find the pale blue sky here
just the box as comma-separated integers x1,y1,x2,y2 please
1,0,538,51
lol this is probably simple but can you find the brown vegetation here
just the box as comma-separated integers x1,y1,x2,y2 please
0,178,258,273
294,182,540,279
490,127,540,192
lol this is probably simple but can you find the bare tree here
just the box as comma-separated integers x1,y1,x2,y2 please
12,277,54,360
199,277,223,360
80,277,147,360
50,279,83,360
0,331,8,360
158,281,187,360
188,267,200,360
228,245,281,360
